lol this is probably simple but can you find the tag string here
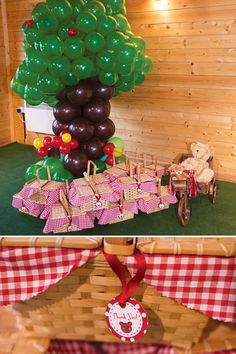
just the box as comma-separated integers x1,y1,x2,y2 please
103,251,146,305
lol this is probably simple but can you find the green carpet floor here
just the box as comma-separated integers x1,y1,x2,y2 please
0,143,236,235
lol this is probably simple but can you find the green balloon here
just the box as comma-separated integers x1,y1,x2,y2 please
24,84,43,101
134,54,145,72
90,159,106,174
106,32,127,50
11,78,25,98
76,11,97,33
43,96,59,107
58,20,77,40
26,49,48,73
38,72,63,93
16,61,38,85
24,27,42,46
135,73,145,85
40,35,64,59
107,0,125,14
86,1,106,16
72,57,95,79
105,4,113,16
23,41,32,54
117,63,133,75
116,154,126,164
108,136,124,150
143,56,153,74
99,71,118,86
48,57,71,77
52,168,73,183
24,164,40,181
44,157,63,174
114,87,120,96
85,32,105,53
117,43,137,65
119,71,135,82
47,0,73,22
36,13,59,34
32,3,49,21
68,0,85,15
114,14,130,32
36,160,44,166
120,81,134,92
61,71,78,86
132,36,146,53
38,166,49,180
64,37,85,59
97,15,117,36
96,49,115,71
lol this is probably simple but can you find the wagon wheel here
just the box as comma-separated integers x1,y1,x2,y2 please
178,194,190,226
209,180,217,204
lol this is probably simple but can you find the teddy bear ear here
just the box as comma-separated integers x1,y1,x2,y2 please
191,142,196,150
128,321,132,325
119,322,123,325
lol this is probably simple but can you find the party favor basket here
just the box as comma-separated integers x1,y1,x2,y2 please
1,237,235,354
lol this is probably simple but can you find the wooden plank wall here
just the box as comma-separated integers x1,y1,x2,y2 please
6,0,236,181
0,1,12,146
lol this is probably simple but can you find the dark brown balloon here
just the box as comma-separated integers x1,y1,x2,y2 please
63,150,88,178
67,82,93,106
53,100,81,123
52,120,69,136
94,118,115,140
93,82,115,100
69,118,95,142
56,87,68,101
83,99,111,123
81,137,105,160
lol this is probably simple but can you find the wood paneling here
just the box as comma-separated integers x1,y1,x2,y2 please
0,0,12,146
7,0,236,181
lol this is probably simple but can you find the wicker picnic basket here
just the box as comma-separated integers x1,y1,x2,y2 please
0,237,235,354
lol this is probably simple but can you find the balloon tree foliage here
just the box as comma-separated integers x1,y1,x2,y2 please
11,0,153,106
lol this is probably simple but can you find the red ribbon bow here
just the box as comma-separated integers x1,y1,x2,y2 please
104,251,146,305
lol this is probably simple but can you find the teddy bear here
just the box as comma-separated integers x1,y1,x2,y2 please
180,142,214,183
120,321,132,333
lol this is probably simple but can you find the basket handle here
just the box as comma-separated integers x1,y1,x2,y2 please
87,160,97,176
59,189,71,216
104,237,136,256
137,163,141,184
83,172,100,197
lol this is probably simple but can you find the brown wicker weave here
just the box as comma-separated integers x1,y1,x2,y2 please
137,237,236,257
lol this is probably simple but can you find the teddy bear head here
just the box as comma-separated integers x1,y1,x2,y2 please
191,142,211,161
120,321,132,333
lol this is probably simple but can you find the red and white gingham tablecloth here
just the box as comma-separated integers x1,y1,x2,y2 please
0,247,235,324
47,340,235,354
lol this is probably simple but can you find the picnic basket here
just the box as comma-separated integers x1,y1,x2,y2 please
0,237,235,354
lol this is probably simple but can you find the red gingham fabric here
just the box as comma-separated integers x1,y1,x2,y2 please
0,247,100,305
47,341,236,354
126,254,236,323
48,341,175,354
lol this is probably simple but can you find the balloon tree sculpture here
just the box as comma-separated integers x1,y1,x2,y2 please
11,0,153,181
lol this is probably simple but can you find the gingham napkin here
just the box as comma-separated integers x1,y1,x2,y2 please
0,247,101,305
126,254,236,323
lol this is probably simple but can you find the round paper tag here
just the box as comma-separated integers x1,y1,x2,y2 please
105,298,148,342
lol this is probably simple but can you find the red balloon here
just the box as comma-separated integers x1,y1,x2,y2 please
26,20,34,27
43,136,52,148
68,27,78,36
60,129,70,137
36,147,48,158
52,136,62,148
103,143,115,155
59,143,71,155
106,154,115,166
70,138,79,150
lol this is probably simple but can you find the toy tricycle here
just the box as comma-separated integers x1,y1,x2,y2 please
169,154,217,226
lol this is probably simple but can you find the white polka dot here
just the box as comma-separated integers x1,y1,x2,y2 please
121,337,125,342
108,304,112,308
144,330,147,334
109,328,111,331
135,304,140,309
130,338,135,342
105,312,109,316
142,313,147,318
